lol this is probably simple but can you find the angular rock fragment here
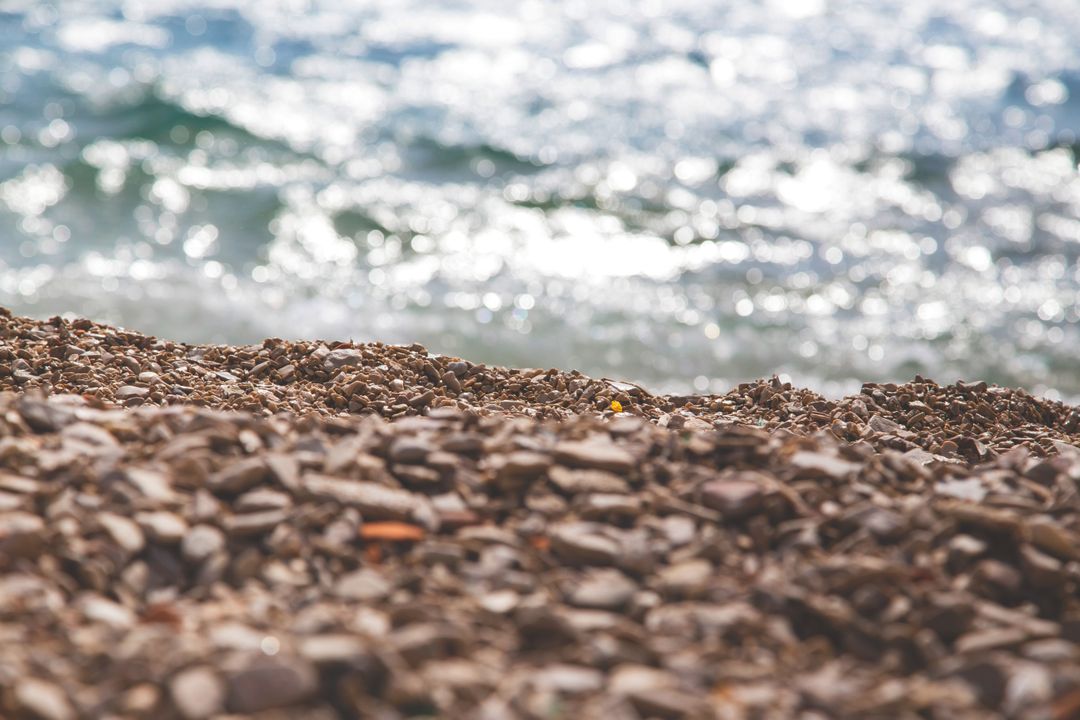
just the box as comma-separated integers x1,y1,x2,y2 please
208,458,267,494
554,440,635,473
701,478,764,520
550,523,621,566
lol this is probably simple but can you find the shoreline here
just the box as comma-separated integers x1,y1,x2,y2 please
2,309,1080,717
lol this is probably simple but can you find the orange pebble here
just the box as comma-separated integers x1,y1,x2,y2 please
359,522,426,542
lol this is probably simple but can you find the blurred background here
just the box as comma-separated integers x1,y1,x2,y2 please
2,0,1080,398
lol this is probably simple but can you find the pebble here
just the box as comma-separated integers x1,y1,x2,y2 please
226,657,319,713
550,523,621,565
554,440,635,473
135,511,188,543
389,436,431,464
170,665,225,720
323,348,364,372
14,678,75,720
0,512,46,559
98,512,145,553
298,634,369,665
225,509,290,537
789,451,861,479
701,479,764,519
568,569,638,609
532,664,604,694
303,475,419,521
548,466,630,494
655,559,713,597
181,524,226,563
208,458,267,494
116,385,149,399
335,568,393,601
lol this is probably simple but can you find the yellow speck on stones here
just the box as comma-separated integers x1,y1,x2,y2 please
610,400,623,413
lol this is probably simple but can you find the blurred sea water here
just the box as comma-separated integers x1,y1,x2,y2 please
3,0,1080,397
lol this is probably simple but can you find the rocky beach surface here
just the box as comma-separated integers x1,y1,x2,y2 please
2,309,1080,719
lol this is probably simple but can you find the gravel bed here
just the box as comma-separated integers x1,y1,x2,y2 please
1,310,1080,718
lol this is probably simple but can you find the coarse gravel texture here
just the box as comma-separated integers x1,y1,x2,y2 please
2,308,1079,458
1,309,1080,719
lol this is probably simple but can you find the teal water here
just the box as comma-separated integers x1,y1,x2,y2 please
3,1,1080,397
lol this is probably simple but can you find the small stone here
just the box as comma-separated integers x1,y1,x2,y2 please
547,466,629,495
98,512,145,553
135,511,188,543
479,590,520,615
610,664,679,695
554,440,634,473
938,501,1021,536
170,666,225,720
298,635,369,665
389,436,431,464
123,684,160,714
116,385,149,399
971,559,1022,601
863,507,907,543
1019,544,1063,588
627,688,707,719
375,621,447,665
955,628,1028,654
78,593,136,629
227,657,318,713
235,488,292,512
408,389,435,407
579,493,642,519
121,467,176,501
790,451,861,479
568,569,637,609
947,534,988,572
550,524,620,566
208,458,267,495
182,525,226,563
14,678,74,720
0,512,46,560
497,451,552,481
323,348,364,372
867,415,904,433
656,559,713,598
335,568,393,601
701,480,764,520
936,478,988,502
661,516,697,546
923,594,975,640
532,664,604,694
1026,517,1080,561
303,475,434,528
18,397,66,432
1003,663,1053,716
226,510,289,537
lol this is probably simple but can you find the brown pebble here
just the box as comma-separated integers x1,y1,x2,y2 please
226,657,318,713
